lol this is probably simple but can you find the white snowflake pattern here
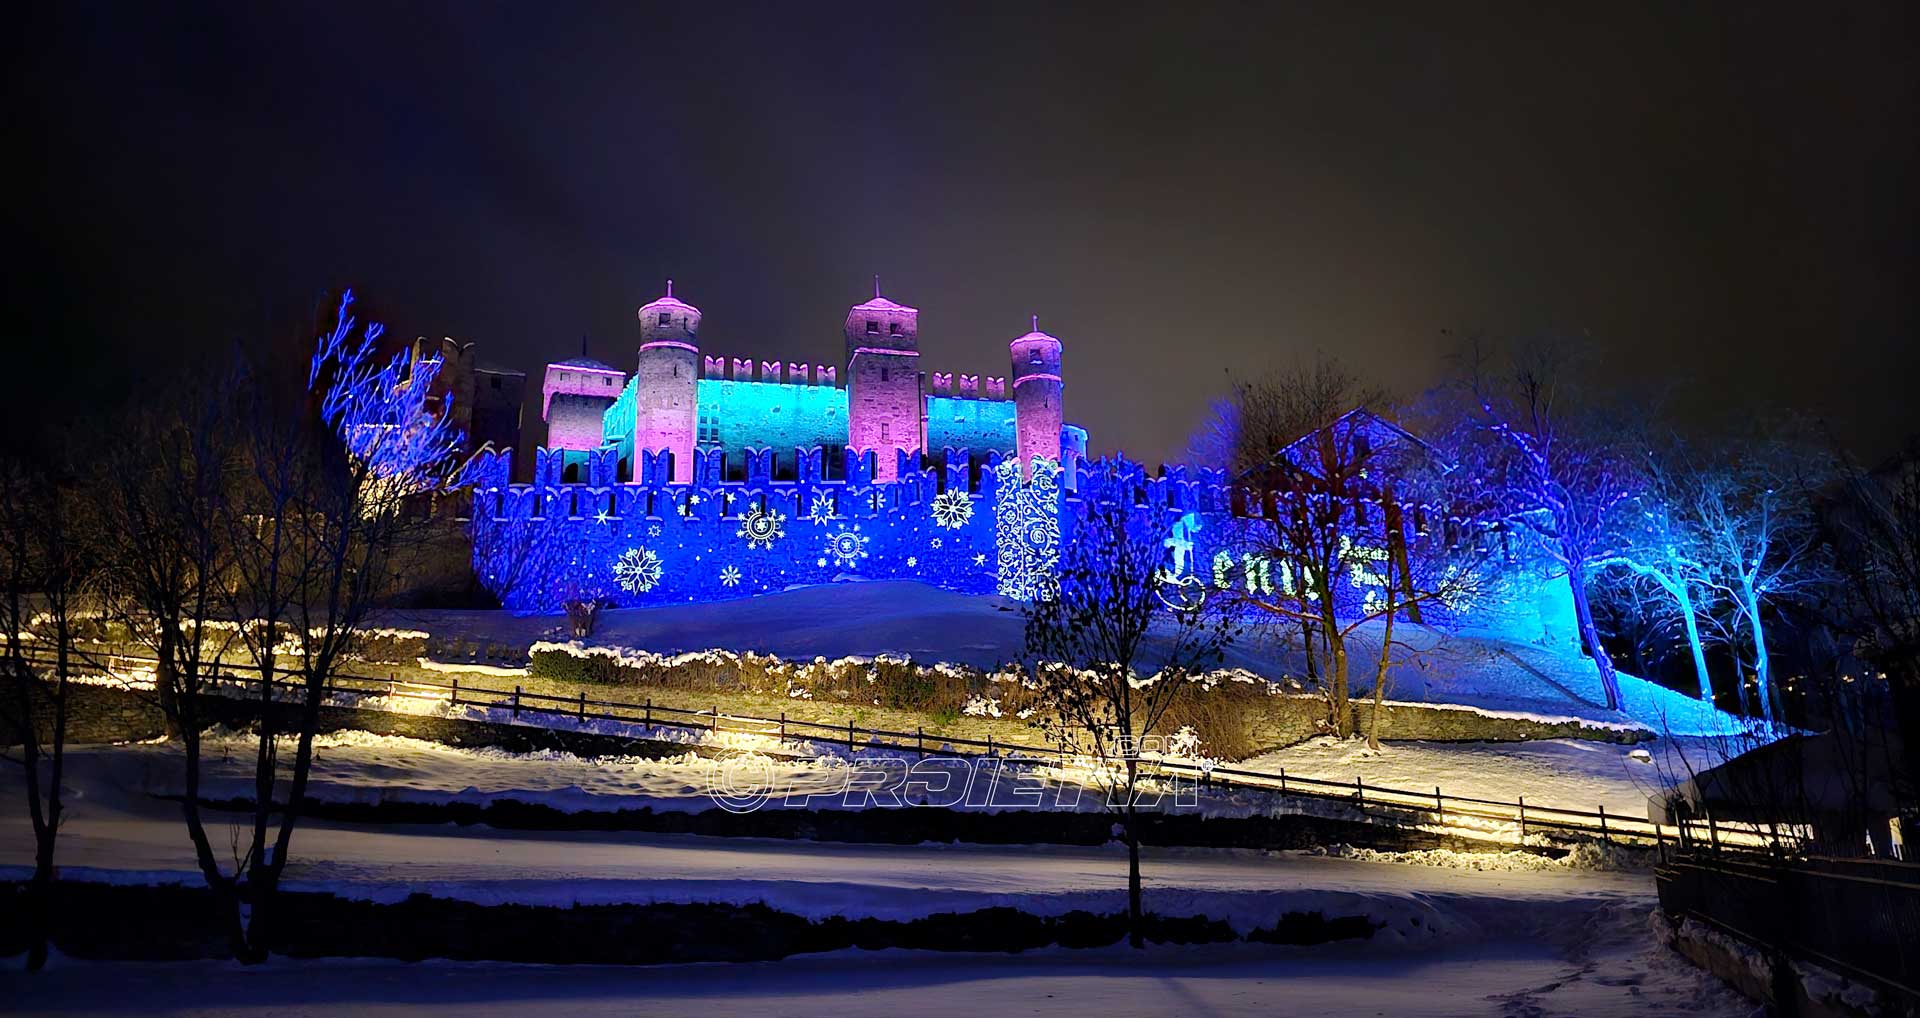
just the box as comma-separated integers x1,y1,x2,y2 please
805,490,838,526
736,506,787,550
612,547,663,594
930,489,974,530
647,523,661,537
906,556,917,567
973,553,987,566
930,536,942,549
823,524,870,569
719,565,742,587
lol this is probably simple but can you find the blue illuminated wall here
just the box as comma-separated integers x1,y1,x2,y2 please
465,445,1569,647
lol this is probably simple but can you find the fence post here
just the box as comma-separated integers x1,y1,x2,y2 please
1708,812,1720,853
1436,786,1444,821
578,691,586,723
1598,804,1609,845
1518,795,1526,839
848,719,855,752
780,711,786,739
1355,776,1364,806
512,685,521,719
1279,768,1286,793
451,677,458,706
645,698,651,726
986,733,994,757
917,726,924,756
713,706,719,733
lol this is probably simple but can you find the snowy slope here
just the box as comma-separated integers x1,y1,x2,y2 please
384,580,1751,736
2,914,1752,1018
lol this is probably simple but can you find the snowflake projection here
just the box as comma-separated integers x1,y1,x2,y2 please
930,536,942,549
805,490,838,526
612,547,663,594
974,552,987,566
930,489,974,530
719,565,742,588
906,556,918,568
647,523,662,538
823,524,870,569
994,459,1061,600
736,506,787,550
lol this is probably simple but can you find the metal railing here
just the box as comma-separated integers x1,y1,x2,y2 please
1657,851,1920,1008
26,645,1777,851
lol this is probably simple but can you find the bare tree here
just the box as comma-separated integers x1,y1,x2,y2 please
1686,439,1828,726
1023,501,1236,949
1594,442,1721,702
192,290,467,962
1461,343,1637,710
1195,360,1394,735
0,449,99,970
94,291,464,962
1824,443,1920,807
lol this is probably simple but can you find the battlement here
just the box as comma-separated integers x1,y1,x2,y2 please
703,355,839,386
930,372,1009,399
463,443,1471,539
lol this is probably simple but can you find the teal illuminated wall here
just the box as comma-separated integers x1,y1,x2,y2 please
694,379,849,451
602,376,638,463
926,396,1017,455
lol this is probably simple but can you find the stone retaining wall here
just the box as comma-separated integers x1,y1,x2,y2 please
0,675,168,747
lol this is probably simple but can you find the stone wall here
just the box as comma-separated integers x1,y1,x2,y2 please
0,675,168,746
1241,691,1645,752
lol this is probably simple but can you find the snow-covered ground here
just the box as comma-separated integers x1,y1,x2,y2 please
36,727,1699,845
380,580,1753,737
4,919,1751,1018
0,735,1753,1015
5,737,1651,927
1242,735,1706,819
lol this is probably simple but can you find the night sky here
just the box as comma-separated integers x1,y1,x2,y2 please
6,2,1915,465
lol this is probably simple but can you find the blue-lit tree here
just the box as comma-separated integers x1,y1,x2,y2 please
1462,344,1638,711
165,288,467,962
1594,446,1719,702
1685,441,1827,725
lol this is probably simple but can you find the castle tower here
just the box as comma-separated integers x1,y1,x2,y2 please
1010,315,1064,477
844,279,921,481
635,281,701,483
541,350,626,481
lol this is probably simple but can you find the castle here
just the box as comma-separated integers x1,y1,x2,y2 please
458,282,1571,650
537,281,1089,488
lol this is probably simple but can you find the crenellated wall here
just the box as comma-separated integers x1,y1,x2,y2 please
465,445,1570,649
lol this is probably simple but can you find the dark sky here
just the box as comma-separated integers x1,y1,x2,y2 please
7,2,1915,464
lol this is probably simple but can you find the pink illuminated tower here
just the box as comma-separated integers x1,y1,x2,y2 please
1010,314,1064,477
844,278,921,480
541,353,627,464
635,281,701,483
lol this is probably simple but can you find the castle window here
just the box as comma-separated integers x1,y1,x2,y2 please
603,376,612,386
880,368,889,382
659,312,673,326
888,321,902,336
880,422,891,442
866,319,880,335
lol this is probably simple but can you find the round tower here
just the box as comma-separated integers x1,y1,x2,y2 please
844,278,922,481
1010,315,1063,477
635,281,701,483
